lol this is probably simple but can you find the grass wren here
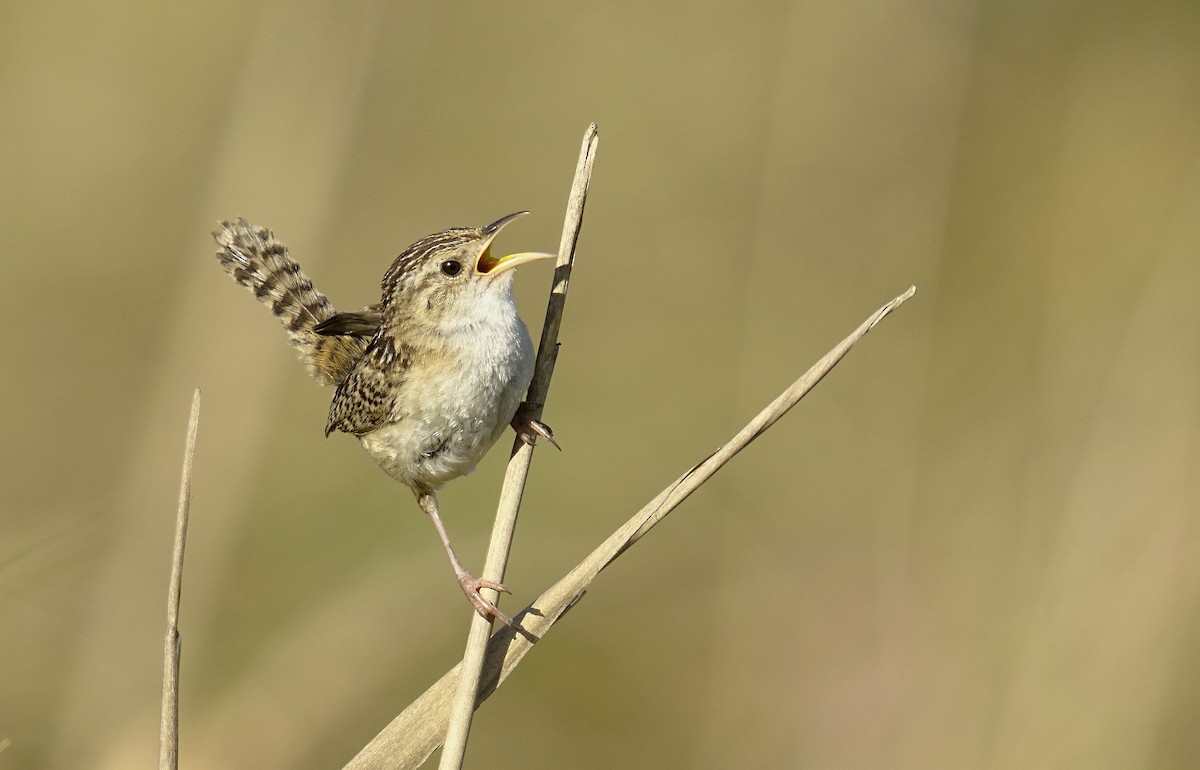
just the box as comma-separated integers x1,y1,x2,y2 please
213,212,554,623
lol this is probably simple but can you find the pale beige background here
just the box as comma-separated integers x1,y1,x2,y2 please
4,1,1200,768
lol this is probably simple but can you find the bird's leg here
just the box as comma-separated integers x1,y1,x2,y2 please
511,401,560,450
415,491,512,625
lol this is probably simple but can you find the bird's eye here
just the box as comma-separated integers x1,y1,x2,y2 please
440,259,463,277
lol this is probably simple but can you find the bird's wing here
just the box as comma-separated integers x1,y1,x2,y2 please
325,332,408,436
313,304,383,337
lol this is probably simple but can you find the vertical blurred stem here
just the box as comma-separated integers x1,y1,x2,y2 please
56,4,385,765
438,125,598,769
159,388,201,770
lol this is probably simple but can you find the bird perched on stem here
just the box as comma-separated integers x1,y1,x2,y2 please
213,213,555,623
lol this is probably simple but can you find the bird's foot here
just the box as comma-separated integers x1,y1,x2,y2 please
511,401,560,450
458,571,513,625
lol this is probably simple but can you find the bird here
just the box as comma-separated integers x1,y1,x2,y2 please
212,212,556,623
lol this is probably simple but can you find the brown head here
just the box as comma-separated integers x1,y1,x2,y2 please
379,212,553,333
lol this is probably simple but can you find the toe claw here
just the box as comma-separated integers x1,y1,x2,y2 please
528,418,561,450
459,573,513,625
474,578,510,595
511,402,561,450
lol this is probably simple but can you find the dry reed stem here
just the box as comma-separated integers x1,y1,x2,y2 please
159,388,201,770
344,284,917,770
439,124,599,769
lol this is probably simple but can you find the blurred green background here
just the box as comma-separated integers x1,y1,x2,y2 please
4,0,1200,767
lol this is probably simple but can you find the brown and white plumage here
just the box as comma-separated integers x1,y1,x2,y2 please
212,213,554,623
320,224,542,498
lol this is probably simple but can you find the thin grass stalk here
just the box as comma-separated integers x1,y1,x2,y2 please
159,388,201,770
438,124,600,769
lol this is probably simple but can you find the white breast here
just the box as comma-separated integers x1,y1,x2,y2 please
359,277,534,493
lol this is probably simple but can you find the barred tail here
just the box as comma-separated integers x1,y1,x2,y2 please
213,218,365,386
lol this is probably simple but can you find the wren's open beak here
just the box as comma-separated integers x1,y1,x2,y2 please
476,211,556,276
